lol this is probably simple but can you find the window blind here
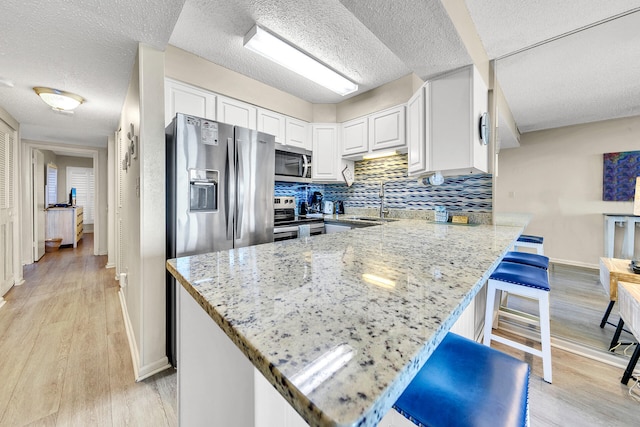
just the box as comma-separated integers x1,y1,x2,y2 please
67,167,95,224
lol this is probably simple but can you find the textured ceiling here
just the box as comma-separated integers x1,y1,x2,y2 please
465,0,640,134
338,0,471,81
168,0,411,104
1,0,640,149
0,0,185,147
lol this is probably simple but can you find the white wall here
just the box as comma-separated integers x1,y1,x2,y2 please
164,45,420,125
495,115,640,267
117,43,170,380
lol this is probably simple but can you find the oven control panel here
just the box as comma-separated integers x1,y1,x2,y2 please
274,196,296,209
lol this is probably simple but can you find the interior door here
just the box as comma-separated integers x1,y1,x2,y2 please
0,120,16,297
33,150,45,260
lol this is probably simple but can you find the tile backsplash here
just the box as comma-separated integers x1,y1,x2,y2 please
275,154,492,213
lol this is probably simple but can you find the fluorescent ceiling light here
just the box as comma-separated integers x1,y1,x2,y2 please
244,25,358,96
33,87,84,111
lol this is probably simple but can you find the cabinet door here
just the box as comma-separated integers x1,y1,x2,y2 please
285,117,311,150
407,86,427,175
341,117,368,156
257,108,286,145
369,106,405,151
312,124,339,181
164,79,216,126
431,68,470,171
217,96,257,129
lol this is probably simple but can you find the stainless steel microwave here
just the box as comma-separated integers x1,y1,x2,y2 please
275,146,312,183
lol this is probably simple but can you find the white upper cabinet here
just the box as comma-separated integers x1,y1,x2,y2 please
407,85,427,175
407,65,489,177
285,117,311,150
312,124,353,183
369,105,406,151
341,116,368,156
340,105,406,160
217,96,257,130
165,79,216,126
257,108,286,145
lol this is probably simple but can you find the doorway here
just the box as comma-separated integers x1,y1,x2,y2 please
24,143,103,265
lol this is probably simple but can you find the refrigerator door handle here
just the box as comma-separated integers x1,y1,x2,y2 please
235,139,244,239
226,138,234,241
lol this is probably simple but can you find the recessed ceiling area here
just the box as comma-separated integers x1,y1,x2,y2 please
168,0,411,104
465,0,640,134
1,0,640,148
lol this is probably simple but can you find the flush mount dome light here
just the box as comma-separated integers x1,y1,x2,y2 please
33,87,84,111
243,25,358,96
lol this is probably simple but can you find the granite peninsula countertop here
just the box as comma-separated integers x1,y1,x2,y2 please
167,217,528,427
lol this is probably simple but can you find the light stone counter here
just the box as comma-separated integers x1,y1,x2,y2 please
167,218,526,426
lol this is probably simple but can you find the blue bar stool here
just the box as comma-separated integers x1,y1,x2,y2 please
513,234,544,255
394,332,530,427
484,261,552,383
502,251,549,270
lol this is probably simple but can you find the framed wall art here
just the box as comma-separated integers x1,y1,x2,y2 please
603,150,640,201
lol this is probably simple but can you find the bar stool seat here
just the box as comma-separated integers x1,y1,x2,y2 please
484,261,552,383
502,251,549,270
514,234,544,255
394,332,530,427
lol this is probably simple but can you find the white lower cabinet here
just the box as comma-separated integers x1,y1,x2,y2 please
325,223,352,234
178,284,310,427
255,370,308,427
312,124,354,183
450,282,487,341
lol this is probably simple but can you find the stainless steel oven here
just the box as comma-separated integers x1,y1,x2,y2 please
273,197,324,241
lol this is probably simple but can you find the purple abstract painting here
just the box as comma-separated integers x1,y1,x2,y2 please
603,151,640,201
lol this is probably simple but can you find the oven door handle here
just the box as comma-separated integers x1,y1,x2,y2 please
274,225,300,234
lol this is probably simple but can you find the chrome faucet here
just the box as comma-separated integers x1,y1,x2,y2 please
379,181,389,218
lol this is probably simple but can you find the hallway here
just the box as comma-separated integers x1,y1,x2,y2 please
0,235,176,426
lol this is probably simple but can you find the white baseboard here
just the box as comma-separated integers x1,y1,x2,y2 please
118,289,172,382
105,262,115,269
136,358,172,382
118,290,141,380
0,297,5,309
549,258,598,271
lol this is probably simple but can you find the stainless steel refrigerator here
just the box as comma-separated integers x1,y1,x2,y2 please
166,113,275,366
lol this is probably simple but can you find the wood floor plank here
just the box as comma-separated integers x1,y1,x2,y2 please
494,336,639,426
0,319,74,426
107,331,169,427
55,287,112,427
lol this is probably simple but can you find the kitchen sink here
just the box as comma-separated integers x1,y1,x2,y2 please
347,217,398,223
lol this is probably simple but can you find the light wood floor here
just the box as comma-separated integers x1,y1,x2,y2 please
0,235,177,426
2,240,638,426
504,263,636,357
